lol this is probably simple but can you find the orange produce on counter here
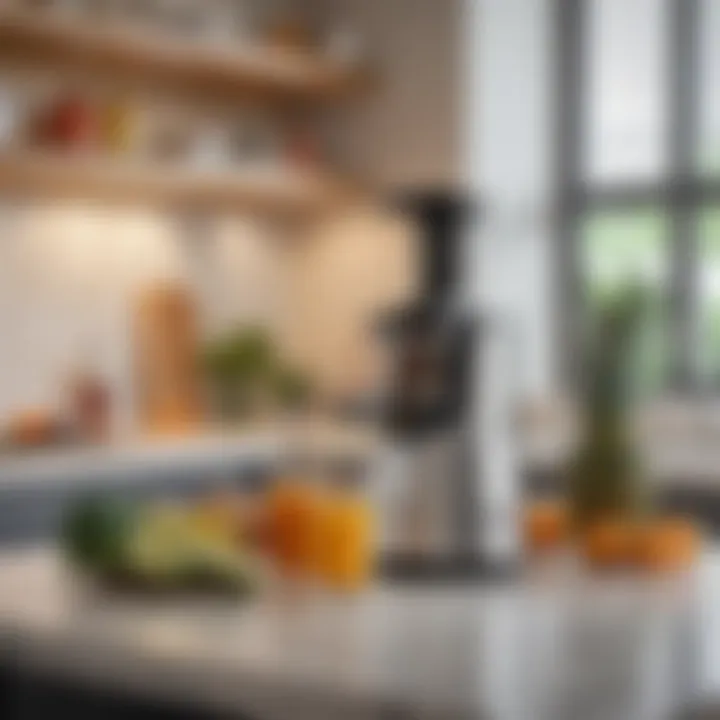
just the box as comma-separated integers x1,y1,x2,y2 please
523,500,569,553
635,518,700,573
579,516,702,572
580,518,637,569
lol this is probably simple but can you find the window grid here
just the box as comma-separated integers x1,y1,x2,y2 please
557,0,715,392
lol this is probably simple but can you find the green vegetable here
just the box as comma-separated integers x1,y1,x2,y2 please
175,543,257,594
274,366,313,410
61,499,256,596
202,326,277,421
61,498,138,574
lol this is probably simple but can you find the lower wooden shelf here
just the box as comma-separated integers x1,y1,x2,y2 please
0,151,351,214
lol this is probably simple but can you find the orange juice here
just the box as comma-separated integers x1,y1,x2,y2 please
319,490,374,591
267,478,375,590
267,480,305,574
267,479,327,576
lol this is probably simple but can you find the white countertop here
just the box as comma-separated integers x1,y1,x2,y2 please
0,422,378,492
520,398,720,489
0,547,717,719
523,428,720,489
0,432,279,490
4,418,720,495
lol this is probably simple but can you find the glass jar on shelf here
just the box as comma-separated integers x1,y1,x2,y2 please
155,0,205,40
0,83,24,150
19,0,79,17
83,0,125,25
119,0,160,33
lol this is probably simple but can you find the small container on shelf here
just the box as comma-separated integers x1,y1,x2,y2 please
230,111,284,167
190,120,230,170
230,0,258,45
73,0,115,23
284,123,325,169
143,103,195,162
101,98,139,155
0,83,23,150
0,0,23,14
153,0,205,40
325,25,364,68
193,0,239,46
264,14,316,54
119,0,161,33
32,92,100,152
17,0,75,15
67,367,112,444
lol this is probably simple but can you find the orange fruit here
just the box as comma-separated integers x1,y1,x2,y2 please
523,501,569,553
580,519,637,568
635,518,700,573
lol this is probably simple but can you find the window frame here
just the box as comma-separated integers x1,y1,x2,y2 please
555,0,718,392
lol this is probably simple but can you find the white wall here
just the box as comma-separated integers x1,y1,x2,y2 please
312,0,462,191
311,0,556,398
0,204,289,433
283,204,417,398
0,197,412,428
465,0,556,398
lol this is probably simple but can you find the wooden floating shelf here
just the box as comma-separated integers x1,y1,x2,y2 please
0,152,351,214
0,12,368,105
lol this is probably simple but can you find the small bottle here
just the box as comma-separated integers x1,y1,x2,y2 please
67,361,111,444
102,99,135,155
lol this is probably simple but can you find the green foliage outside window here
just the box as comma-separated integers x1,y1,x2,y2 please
582,209,669,397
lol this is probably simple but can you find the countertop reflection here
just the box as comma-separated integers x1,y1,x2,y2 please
0,547,714,720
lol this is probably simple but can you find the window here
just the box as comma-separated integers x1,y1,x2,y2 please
582,208,670,394
698,209,720,382
699,0,720,174
584,0,669,184
559,0,720,391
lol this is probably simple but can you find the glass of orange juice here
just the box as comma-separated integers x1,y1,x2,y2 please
318,476,375,592
267,471,375,592
266,477,327,577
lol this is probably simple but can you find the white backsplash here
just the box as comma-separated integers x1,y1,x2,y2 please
0,201,416,433
0,203,289,434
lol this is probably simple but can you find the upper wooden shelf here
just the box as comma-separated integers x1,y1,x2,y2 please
0,12,368,106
